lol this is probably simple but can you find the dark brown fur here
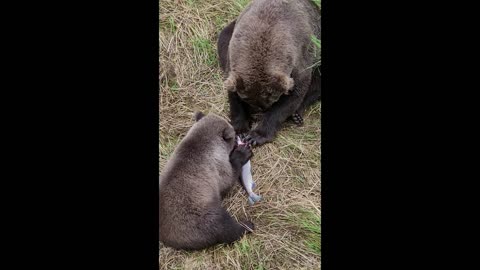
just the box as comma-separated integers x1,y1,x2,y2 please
159,112,254,250
217,0,320,146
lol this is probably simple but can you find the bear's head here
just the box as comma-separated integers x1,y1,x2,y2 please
224,70,294,111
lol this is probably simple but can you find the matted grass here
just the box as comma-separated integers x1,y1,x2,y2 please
160,0,321,269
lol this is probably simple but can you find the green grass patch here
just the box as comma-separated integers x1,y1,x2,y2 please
236,237,251,254
168,80,179,92
214,16,225,30
167,17,177,33
255,264,265,270
160,16,177,33
234,0,250,13
310,35,321,68
311,35,321,49
299,210,321,255
191,37,217,66
232,238,266,270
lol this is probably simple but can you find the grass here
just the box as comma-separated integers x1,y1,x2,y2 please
234,0,251,11
311,35,321,50
299,210,321,255
310,35,321,68
191,37,217,66
160,0,321,269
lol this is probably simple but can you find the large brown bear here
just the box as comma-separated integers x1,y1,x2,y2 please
218,0,321,146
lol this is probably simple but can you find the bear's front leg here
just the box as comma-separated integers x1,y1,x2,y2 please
245,82,308,146
229,91,252,135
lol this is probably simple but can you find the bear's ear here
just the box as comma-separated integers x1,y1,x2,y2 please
224,72,244,92
276,73,294,94
194,111,205,122
222,126,235,141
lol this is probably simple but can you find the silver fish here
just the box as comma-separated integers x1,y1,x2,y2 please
236,136,262,205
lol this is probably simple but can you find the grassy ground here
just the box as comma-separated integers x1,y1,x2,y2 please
160,0,321,269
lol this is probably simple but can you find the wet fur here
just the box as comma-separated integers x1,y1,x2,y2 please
217,0,320,146
159,113,253,250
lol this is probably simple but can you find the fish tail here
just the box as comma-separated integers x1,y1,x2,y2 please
248,193,262,205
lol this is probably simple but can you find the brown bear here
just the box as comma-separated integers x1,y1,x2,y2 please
217,0,321,146
159,112,254,250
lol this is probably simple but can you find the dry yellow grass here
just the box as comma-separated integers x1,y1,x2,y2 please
160,0,321,269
